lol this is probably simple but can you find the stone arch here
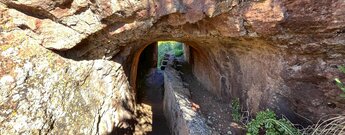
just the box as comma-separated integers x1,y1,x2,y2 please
129,40,214,96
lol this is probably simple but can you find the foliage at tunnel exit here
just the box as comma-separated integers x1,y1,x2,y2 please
157,41,184,68
335,66,345,98
246,109,300,135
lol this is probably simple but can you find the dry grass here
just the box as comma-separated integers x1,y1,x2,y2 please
301,114,345,135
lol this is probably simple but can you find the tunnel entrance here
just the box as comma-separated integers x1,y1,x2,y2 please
132,41,243,134
134,41,186,134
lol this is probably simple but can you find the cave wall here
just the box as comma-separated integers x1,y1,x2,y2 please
136,43,158,99
188,37,345,122
187,39,288,114
137,43,157,79
188,42,221,100
1,0,345,134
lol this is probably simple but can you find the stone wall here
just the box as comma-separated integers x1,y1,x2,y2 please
163,67,214,135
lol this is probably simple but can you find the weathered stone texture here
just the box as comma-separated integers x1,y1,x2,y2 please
163,67,214,135
0,38,134,134
0,3,134,133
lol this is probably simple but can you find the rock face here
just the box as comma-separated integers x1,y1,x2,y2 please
0,37,134,134
1,0,345,134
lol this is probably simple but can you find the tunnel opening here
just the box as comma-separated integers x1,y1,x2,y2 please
51,29,319,134
131,40,246,134
51,35,317,134
156,41,185,70
134,41,189,134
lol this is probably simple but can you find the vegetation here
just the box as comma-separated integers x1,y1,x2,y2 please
301,114,345,135
231,98,241,122
246,109,300,135
237,65,345,135
174,50,184,57
157,41,184,68
229,98,300,135
335,66,345,98
298,66,345,134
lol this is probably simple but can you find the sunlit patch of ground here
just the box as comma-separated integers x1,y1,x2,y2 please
134,103,152,134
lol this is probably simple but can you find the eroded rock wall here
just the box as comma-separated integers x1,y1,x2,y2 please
0,2,135,134
0,34,135,134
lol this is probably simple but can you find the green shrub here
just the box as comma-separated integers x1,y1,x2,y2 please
157,41,184,68
174,50,184,57
335,66,345,98
246,109,300,135
172,42,183,50
157,42,172,68
231,98,241,122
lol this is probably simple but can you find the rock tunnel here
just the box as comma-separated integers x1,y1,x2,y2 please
1,0,345,134
133,39,297,133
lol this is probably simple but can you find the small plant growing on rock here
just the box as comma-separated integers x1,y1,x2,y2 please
231,98,241,122
335,66,345,98
246,109,300,135
300,114,345,135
